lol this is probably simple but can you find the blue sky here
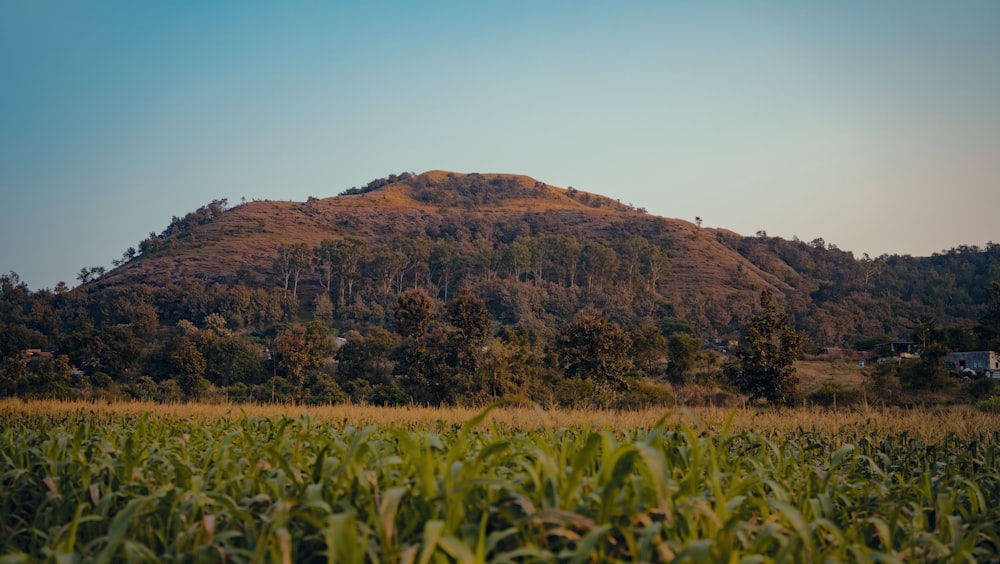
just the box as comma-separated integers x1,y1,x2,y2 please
2,1,999,290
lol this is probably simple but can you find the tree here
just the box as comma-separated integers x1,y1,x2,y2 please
273,322,328,402
274,243,310,296
729,289,802,405
76,266,105,285
557,312,632,392
901,316,952,391
630,325,667,377
580,241,619,290
171,339,208,399
977,281,1000,350
89,324,143,379
25,355,75,399
395,289,435,339
200,333,265,387
667,333,702,385
367,246,405,297
315,237,369,305
304,320,331,367
446,289,492,372
334,330,370,383
431,239,462,301
641,243,669,292
0,271,29,304
478,337,518,400
313,239,338,292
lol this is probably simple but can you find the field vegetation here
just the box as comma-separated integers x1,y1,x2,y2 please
2,400,1000,561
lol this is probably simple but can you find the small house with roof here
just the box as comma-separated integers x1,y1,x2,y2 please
944,351,1000,378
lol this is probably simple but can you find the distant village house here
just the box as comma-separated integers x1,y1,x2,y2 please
945,351,1000,379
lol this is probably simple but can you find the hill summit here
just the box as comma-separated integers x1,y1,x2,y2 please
92,170,995,347
101,171,794,329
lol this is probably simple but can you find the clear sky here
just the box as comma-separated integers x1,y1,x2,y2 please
2,1,999,290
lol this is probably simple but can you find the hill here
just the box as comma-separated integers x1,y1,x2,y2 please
100,171,797,333
1,170,998,406
97,170,996,345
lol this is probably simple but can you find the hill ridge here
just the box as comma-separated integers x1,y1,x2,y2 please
93,170,997,347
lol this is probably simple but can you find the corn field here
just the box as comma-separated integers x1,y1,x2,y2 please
2,402,999,562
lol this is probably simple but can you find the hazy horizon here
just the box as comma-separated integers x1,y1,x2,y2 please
2,2,999,290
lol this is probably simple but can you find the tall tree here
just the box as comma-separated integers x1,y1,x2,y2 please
274,243,310,296
431,239,461,301
329,237,369,305
667,332,702,385
630,324,667,376
171,339,208,399
977,281,1000,350
395,288,435,339
580,240,619,290
313,239,338,292
446,289,492,372
557,312,632,392
273,322,328,402
729,289,802,405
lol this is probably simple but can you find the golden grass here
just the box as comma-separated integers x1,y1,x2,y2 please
4,398,998,442
796,359,868,394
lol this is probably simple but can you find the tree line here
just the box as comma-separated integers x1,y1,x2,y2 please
0,267,708,407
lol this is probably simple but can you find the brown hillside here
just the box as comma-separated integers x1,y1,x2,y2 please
101,171,798,325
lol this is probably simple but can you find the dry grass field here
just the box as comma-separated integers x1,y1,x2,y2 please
5,397,998,442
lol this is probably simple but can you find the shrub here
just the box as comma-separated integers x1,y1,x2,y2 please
974,395,1000,413
614,378,674,410
967,377,997,401
554,377,595,409
367,382,409,406
807,382,863,408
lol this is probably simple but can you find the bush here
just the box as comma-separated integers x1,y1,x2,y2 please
123,376,159,401
367,382,410,406
974,395,1000,413
674,384,740,407
864,369,902,406
304,373,348,405
966,377,997,400
554,377,595,409
614,378,675,410
807,382,863,408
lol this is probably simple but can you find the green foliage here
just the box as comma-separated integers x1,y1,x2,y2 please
974,394,1000,413
806,382,863,408
446,288,492,372
967,377,997,401
978,281,1000,350
864,364,904,405
3,407,1000,561
408,172,541,208
730,290,802,405
630,324,667,377
273,322,330,402
557,312,632,392
667,332,702,385
614,377,676,409
394,288,434,339
367,382,410,406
